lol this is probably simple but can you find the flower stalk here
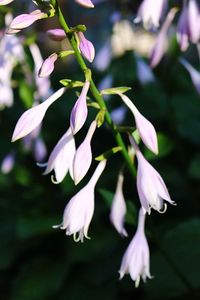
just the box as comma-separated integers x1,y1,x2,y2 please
50,0,136,179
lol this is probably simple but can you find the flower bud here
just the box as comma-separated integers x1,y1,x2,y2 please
73,120,97,185
39,53,58,78
12,88,66,142
46,29,66,41
75,0,94,8
70,81,90,135
110,173,128,237
188,0,200,43
78,32,95,63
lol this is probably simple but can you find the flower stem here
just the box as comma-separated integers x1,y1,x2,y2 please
52,0,136,178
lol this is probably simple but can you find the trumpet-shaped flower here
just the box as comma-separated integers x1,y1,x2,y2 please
135,0,167,30
110,172,128,237
150,8,177,67
119,209,152,287
47,29,66,41
78,32,95,63
0,0,14,5
180,58,200,94
118,93,158,154
7,10,46,34
129,135,176,214
73,120,97,185
43,127,76,183
12,87,66,142
75,0,94,8
54,160,107,242
70,81,90,135
39,53,58,78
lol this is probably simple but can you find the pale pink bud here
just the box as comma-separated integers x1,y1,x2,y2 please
47,29,66,41
110,173,128,237
73,120,97,185
75,0,94,8
177,3,190,51
1,152,15,174
150,8,177,67
188,0,200,43
54,160,107,242
119,209,152,287
118,93,158,154
39,53,58,78
0,0,14,5
94,41,112,71
43,127,76,183
7,10,46,34
135,0,167,29
70,81,90,135
129,136,176,214
78,32,95,63
12,88,66,142
180,58,200,94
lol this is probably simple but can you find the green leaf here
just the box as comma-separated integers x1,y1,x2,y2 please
96,109,106,127
145,218,200,298
101,86,131,95
59,79,84,88
19,81,34,108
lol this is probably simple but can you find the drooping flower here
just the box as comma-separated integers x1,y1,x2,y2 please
180,58,200,94
119,209,152,287
43,127,76,183
129,135,176,214
12,87,66,142
75,0,94,8
53,160,107,242
33,137,47,162
117,93,158,154
39,53,58,78
110,172,128,237
7,10,46,34
177,3,190,51
94,40,112,71
135,54,155,85
73,120,97,185
134,0,167,30
188,0,200,44
0,0,14,5
70,81,90,135
150,8,177,67
78,32,95,63
46,29,66,41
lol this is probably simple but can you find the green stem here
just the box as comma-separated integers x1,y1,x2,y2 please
52,0,136,178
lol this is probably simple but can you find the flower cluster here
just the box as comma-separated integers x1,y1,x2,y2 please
1,0,184,288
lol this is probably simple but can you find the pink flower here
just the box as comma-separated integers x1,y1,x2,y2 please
188,0,200,44
129,136,176,214
117,93,158,154
53,160,107,242
0,0,14,5
110,172,128,237
119,209,152,287
73,120,97,185
135,0,167,29
78,32,95,63
43,127,76,183
47,29,66,41
150,8,177,67
39,53,58,78
75,0,94,8
70,81,90,135
177,3,190,51
12,88,66,142
7,10,46,34
1,152,15,174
